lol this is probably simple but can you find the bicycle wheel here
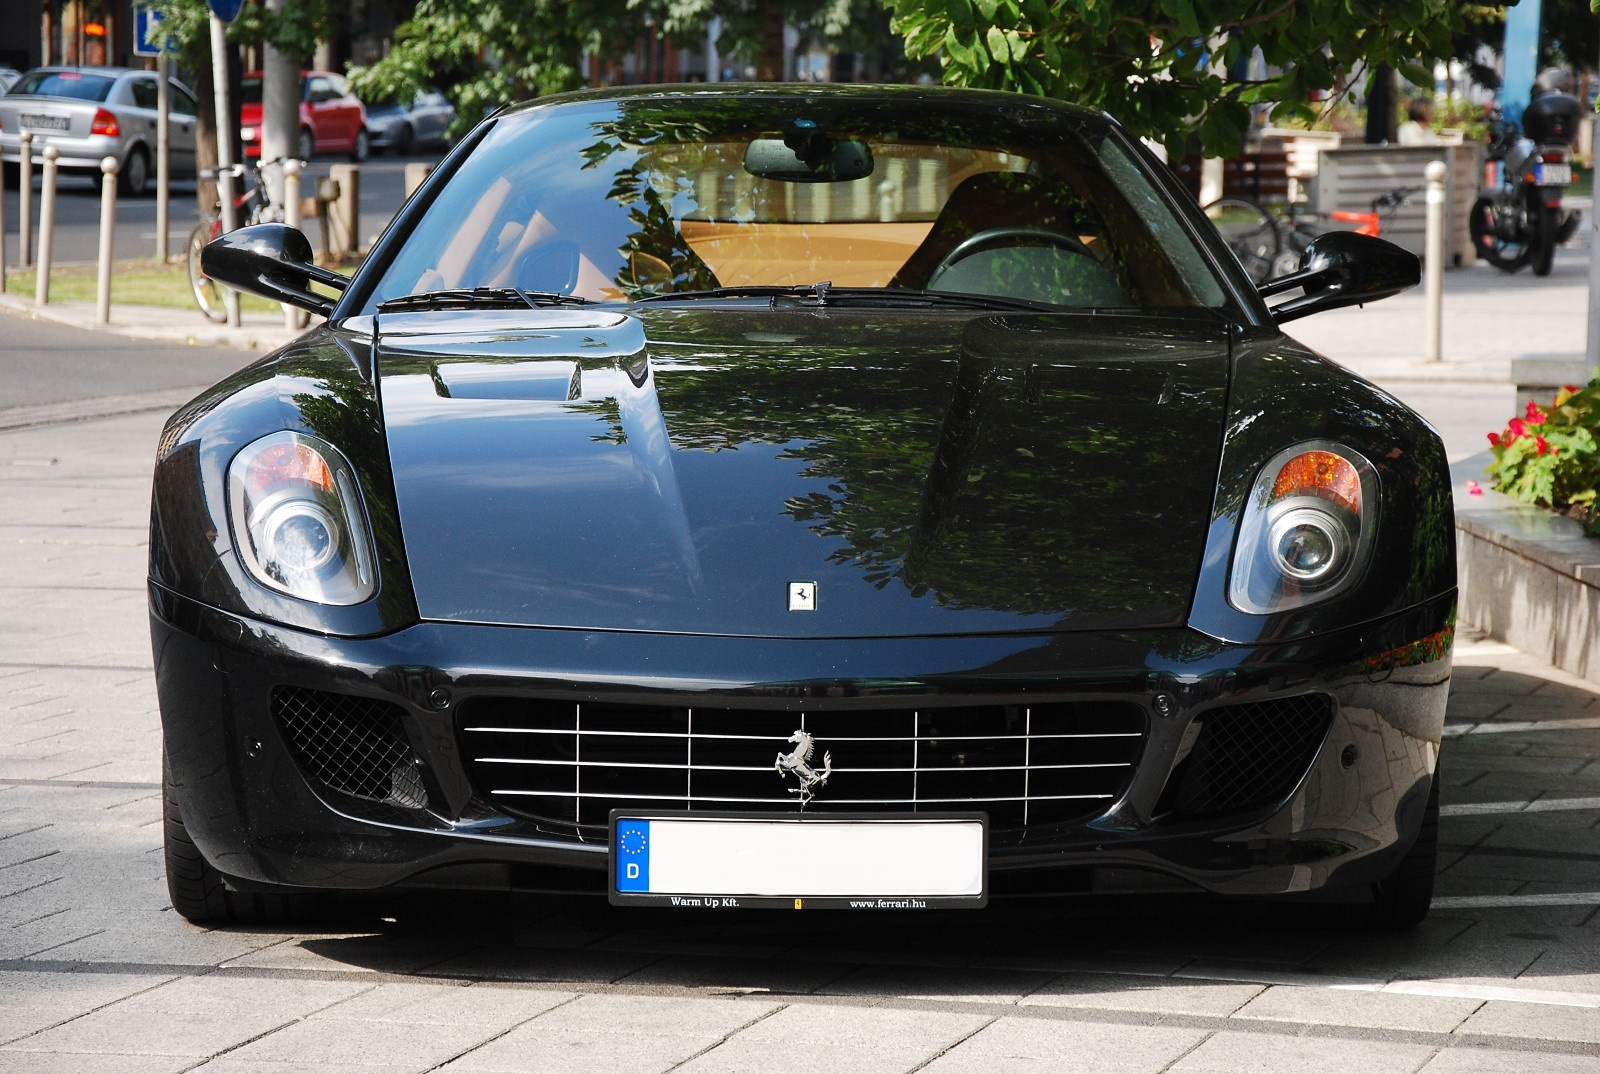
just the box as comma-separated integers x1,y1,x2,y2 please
188,219,226,323
1204,197,1280,284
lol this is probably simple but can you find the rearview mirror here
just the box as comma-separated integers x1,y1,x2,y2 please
1262,231,1420,324
200,223,350,318
744,135,874,182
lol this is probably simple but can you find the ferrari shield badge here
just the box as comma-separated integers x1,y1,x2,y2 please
775,730,832,807
788,581,817,611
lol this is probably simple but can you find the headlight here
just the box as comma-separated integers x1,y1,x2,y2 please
227,431,376,605
1228,443,1378,614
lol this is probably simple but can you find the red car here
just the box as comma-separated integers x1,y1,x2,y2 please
240,70,367,161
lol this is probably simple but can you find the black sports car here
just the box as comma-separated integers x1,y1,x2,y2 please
154,84,1452,926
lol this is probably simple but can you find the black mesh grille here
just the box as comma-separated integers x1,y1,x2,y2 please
457,698,1146,839
271,687,427,809
1163,694,1334,819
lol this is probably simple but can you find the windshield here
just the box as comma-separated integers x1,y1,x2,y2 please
362,92,1229,314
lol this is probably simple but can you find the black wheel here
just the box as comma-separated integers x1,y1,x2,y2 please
350,128,370,163
1367,769,1439,930
1469,195,1529,273
187,219,226,323
120,146,150,197
298,127,315,161
1531,203,1557,277
1204,197,1280,284
163,750,323,924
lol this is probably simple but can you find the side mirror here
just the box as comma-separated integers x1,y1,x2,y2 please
200,223,349,318
1261,231,1420,324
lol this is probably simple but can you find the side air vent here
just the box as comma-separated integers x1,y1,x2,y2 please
271,686,428,810
1161,694,1334,819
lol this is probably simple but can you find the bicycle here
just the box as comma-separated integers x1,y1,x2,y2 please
188,157,297,322
1205,185,1420,284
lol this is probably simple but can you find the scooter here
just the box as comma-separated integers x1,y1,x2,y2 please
1470,73,1584,277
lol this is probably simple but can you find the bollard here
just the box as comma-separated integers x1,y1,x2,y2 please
283,158,303,329
402,161,432,199
35,146,59,307
1423,159,1448,364
19,132,33,269
0,146,6,292
97,156,118,325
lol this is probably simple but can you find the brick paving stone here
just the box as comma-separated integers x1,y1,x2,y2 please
0,1055,192,1073
317,981,574,1026
931,1015,1207,1067
1418,1048,1600,1073
817,964,1055,1002
1170,1030,1438,1073
1232,984,1482,1032
439,1027,712,1074
675,1037,970,1074
1019,972,1264,1017
1459,1000,1600,1043
224,1016,512,1071
614,953,853,996
731,1001,989,1051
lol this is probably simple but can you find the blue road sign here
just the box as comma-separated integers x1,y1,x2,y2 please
133,9,172,57
207,0,246,23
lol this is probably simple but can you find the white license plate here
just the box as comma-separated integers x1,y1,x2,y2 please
1536,163,1572,185
610,812,987,909
21,114,69,132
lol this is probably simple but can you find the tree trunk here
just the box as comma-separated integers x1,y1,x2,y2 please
756,0,786,81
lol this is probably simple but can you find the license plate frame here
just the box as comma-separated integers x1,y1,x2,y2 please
609,810,989,909
20,113,69,132
1535,163,1572,185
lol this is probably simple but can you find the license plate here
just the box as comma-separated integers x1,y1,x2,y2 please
1535,163,1572,185
609,811,988,909
21,113,69,132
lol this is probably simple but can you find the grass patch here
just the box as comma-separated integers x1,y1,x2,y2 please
3,258,282,313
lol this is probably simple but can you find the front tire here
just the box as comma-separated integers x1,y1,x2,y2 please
298,127,315,161
1469,195,1529,273
350,128,370,163
163,750,323,924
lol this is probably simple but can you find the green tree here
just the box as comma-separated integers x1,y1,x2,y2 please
884,0,1473,158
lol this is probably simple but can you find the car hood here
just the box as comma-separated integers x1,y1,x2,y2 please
375,307,1231,638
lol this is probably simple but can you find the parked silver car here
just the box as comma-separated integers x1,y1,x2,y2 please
364,86,455,154
0,66,199,195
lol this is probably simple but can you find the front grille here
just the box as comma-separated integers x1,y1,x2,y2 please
1161,694,1334,819
271,686,428,809
458,699,1146,839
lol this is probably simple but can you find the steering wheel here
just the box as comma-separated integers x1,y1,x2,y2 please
929,226,1094,283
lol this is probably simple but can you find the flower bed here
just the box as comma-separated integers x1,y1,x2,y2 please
1486,378,1600,536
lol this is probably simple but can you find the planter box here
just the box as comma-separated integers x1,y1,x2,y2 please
1314,143,1484,265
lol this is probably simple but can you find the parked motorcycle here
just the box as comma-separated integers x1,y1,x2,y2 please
1470,69,1584,277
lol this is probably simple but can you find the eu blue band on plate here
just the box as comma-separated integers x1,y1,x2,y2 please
615,819,651,892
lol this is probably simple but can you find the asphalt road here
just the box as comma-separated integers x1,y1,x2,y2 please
3,311,1600,1070
1,150,436,266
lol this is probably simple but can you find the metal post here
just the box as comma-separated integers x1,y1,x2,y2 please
1586,115,1600,383
19,132,33,269
210,13,241,327
156,56,170,262
35,146,58,307
1423,160,1448,364
97,156,118,325
283,157,302,329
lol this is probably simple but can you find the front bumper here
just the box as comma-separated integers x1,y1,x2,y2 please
151,583,1454,901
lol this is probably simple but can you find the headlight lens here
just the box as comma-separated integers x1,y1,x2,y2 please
1228,444,1377,614
227,432,376,605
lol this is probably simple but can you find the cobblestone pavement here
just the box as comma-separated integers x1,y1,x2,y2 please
3,245,1600,1070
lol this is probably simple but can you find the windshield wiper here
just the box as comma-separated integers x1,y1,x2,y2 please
378,287,592,313
631,282,837,306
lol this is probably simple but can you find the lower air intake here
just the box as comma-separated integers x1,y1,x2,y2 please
271,686,428,809
1163,694,1334,819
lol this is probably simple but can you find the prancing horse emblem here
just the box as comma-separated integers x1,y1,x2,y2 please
775,729,832,807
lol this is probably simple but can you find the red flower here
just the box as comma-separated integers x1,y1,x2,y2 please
1525,399,1546,425
1507,417,1528,439
1536,435,1549,455
1487,432,1502,447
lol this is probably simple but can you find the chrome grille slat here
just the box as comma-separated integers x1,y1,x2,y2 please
458,697,1147,835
